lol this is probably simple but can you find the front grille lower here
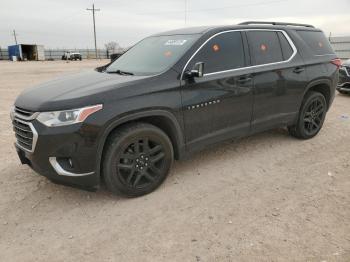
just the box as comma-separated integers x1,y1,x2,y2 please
12,118,37,152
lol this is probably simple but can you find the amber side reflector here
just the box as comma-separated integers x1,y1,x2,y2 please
78,104,103,122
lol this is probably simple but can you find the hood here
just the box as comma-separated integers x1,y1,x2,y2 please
15,70,151,111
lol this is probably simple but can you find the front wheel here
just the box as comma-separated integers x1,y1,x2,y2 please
102,123,174,197
288,91,327,139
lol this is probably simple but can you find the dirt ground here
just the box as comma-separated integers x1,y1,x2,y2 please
0,60,349,262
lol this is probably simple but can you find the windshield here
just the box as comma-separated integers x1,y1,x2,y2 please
106,34,199,76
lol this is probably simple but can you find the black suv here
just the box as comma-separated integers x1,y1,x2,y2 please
11,22,340,197
337,59,350,94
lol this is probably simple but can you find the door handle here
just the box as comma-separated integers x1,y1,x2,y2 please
237,76,252,83
293,67,305,74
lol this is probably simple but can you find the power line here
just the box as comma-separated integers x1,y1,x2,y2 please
185,0,188,25
86,4,100,59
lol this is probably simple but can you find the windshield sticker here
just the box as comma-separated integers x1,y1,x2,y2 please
164,51,172,57
212,44,220,52
260,44,267,52
165,40,187,46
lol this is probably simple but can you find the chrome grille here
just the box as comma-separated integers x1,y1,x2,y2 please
13,107,39,121
340,66,350,77
12,118,37,152
15,107,33,117
346,66,350,76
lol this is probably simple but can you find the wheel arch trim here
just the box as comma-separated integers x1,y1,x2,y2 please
95,109,185,179
302,78,332,105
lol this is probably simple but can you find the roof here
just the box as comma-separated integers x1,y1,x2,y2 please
154,22,320,36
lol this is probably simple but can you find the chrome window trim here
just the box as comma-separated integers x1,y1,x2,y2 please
49,157,94,177
14,118,38,153
180,29,297,79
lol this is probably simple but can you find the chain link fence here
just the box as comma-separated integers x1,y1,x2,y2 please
330,36,350,60
0,48,109,60
1,37,350,60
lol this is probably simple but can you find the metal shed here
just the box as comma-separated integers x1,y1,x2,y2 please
8,44,45,61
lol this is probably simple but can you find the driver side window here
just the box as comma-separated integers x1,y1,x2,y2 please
191,31,245,74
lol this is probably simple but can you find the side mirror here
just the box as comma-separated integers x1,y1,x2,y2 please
187,62,204,78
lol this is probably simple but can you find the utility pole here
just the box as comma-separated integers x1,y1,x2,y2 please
13,30,18,45
184,0,187,25
86,4,100,59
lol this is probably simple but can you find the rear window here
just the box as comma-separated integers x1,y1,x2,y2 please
297,31,334,55
247,31,284,65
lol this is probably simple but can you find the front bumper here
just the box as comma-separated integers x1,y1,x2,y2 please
14,119,101,191
337,85,350,93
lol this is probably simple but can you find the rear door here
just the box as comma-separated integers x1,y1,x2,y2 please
246,30,308,132
181,31,254,151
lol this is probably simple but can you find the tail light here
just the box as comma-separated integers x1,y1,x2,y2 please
331,58,342,69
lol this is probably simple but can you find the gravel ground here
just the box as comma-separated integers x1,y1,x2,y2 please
0,60,349,262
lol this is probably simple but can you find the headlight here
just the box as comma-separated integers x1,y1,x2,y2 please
37,104,103,127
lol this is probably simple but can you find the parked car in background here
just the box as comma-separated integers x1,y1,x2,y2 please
61,52,82,61
12,21,340,197
337,59,350,94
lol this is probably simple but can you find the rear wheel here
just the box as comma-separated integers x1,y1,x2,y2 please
102,123,173,197
288,91,327,139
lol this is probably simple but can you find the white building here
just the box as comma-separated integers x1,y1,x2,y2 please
330,36,350,59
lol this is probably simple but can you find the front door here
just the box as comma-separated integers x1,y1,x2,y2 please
180,31,254,152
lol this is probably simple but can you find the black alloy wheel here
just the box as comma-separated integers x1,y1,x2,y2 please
288,91,327,139
302,96,326,136
117,137,167,189
102,123,173,197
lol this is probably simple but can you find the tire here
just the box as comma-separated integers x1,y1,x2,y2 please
102,122,174,197
288,91,327,139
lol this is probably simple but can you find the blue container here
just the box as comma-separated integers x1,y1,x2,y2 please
8,45,21,60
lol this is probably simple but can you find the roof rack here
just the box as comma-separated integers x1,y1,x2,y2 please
239,21,315,28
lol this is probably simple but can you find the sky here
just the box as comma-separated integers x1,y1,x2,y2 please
1,0,350,49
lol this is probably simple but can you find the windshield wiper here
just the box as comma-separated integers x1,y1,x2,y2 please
107,69,134,75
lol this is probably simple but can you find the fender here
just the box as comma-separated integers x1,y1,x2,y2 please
299,78,332,107
94,109,186,179
304,78,331,95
